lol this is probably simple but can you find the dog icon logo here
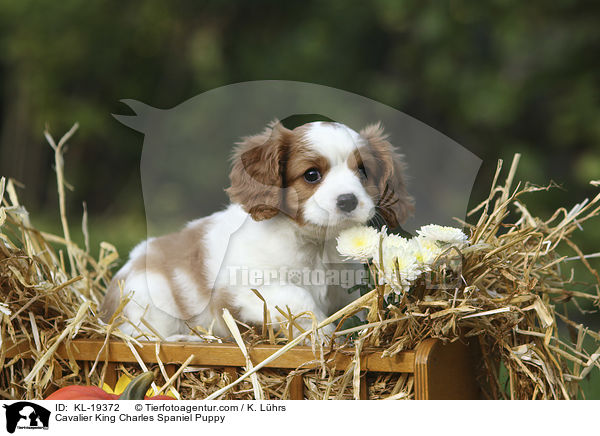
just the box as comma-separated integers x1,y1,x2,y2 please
2,402,50,433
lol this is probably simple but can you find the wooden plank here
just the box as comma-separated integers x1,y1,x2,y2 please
359,375,368,400
42,365,64,397
4,340,415,373
289,374,304,400
414,338,436,400
414,338,480,400
103,362,117,388
164,364,177,384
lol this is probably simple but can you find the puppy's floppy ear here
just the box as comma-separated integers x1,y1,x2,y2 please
360,123,415,228
226,121,291,221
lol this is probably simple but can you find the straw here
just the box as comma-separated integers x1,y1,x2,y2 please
222,308,264,400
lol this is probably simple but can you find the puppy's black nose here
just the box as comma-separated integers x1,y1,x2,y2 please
336,193,358,213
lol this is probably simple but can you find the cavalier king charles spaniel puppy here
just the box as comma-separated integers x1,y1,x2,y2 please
100,120,413,340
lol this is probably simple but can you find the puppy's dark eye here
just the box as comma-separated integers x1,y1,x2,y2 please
303,168,322,183
358,164,367,179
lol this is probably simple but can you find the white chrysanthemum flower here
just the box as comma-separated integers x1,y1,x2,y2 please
410,236,443,269
377,233,422,294
373,233,408,265
416,224,468,245
383,257,421,294
382,233,410,250
336,226,380,261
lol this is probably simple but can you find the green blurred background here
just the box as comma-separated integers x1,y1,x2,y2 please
0,0,598,397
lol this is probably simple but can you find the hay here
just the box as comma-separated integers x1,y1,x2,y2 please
349,154,600,400
1,126,599,400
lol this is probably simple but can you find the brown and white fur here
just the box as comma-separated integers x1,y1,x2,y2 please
99,121,413,340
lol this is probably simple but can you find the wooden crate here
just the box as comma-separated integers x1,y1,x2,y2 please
5,338,480,400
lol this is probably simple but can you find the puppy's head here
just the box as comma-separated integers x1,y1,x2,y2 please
226,120,414,231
